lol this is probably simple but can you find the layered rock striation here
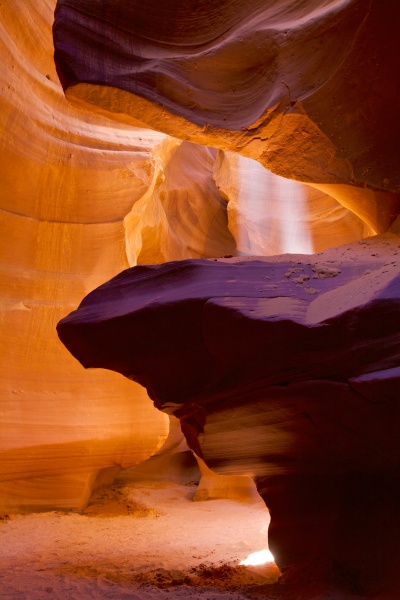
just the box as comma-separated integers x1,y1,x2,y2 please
2,2,400,596
58,229,400,595
54,0,400,194
53,0,400,266
0,0,171,512
52,0,400,594
2,0,384,513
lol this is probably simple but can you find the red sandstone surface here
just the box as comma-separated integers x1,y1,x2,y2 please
1,0,400,598
58,231,400,597
54,0,400,193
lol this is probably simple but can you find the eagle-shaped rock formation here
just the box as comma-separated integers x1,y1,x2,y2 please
58,230,400,596
53,0,400,596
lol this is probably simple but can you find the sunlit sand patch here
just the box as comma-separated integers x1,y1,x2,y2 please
239,548,275,566
0,483,281,598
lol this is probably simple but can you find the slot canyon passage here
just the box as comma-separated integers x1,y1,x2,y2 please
1,0,400,598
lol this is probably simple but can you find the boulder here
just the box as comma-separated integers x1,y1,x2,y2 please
58,229,400,594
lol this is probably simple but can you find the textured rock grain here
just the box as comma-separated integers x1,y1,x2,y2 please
0,0,170,511
58,230,400,595
54,0,400,196
3,0,381,513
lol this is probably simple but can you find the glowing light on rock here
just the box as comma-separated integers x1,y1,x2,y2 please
276,175,314,254
226,155,314,256
239,548,275,566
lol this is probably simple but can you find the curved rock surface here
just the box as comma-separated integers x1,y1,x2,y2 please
124,139,236,264
2,8,400,599
54,0,400,198
214,151,374,255
0,0,171,512
2,0,383,513
58,228,400,595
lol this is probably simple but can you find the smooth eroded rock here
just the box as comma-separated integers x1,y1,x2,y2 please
57,229,400,594
54,0,400,195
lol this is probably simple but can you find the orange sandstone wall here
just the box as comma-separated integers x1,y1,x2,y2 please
2,0,399,514
0,1,170,512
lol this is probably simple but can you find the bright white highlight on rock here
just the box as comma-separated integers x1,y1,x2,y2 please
239,548,275,566
276,175,314,254
226,154,314,256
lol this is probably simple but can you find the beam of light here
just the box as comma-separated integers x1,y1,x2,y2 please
239,548,275,566
231,155,314,256
275,175,314,254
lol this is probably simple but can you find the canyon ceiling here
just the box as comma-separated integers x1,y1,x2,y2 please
1,0,400,597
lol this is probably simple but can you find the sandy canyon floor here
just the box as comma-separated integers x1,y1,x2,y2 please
0,482,285,600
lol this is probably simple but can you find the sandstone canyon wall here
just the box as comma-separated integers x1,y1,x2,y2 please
2,0,400,597
54,0,400,209
0,1,173,512
52,0,400,597
58,232,400,596
1,0,357,513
